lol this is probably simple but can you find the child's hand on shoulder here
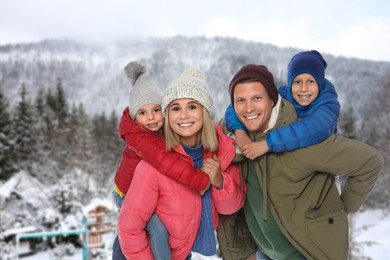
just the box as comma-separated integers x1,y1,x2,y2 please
241,139,269,160
234,129,252,150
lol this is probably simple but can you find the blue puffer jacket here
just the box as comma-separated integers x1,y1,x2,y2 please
224,79,340,152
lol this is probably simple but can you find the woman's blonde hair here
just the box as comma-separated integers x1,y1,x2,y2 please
164,105,218,152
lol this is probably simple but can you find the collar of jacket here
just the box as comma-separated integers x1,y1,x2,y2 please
119,107,164,141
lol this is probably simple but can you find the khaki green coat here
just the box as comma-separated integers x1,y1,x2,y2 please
217,98,383,260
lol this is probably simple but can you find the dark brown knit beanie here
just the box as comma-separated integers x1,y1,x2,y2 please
228,64,278,107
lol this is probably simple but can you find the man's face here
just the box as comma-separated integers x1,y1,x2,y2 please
233,81,274,133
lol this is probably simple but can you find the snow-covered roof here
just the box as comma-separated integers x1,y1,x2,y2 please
83,197,115,215
1,226,39,238
0,172,22,199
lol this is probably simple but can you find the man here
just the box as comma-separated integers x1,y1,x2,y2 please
217,64,383,260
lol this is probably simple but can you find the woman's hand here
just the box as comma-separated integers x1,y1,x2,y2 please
202,154,223,188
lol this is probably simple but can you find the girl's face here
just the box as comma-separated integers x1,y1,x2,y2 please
291,73,319,106
134,104,164,132
168,98,203,147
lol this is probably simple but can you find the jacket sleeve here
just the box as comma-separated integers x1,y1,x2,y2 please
114,146,141,195
217,118,248,163
266,80,340,152
117,161,159,260
303,136,383,213
211,163,247,215
211,126,247,215
224,104,246,131
122,111,210,192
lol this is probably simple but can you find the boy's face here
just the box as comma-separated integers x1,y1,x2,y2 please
233,81,274,133
291,73,319,106
134,104,164,132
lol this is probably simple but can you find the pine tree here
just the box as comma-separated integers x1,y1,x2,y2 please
74,103,93,170
35,87,45,116
55,79,72,171
338,105,357,139
13,83,36,169
89,112,107,186
30,87,58,182
107,110,122,168
55,78,69,128
33,87,47,143
0,87,15,180
44,88,58,142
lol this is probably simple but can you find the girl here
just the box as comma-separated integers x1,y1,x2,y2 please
113,61,210,260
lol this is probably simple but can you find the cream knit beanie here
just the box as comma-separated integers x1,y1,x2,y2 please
162,68,214,118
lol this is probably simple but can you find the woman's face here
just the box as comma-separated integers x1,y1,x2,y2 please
167,98,203,147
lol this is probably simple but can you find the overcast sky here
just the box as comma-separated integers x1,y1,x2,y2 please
1,0,389,62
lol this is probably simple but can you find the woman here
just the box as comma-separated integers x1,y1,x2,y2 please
117,68,246,259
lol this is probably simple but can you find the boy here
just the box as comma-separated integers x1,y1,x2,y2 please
224,50,340,159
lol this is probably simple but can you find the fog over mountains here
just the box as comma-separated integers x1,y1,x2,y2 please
1,36,389,121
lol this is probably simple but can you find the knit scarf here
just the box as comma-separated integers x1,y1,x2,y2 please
182,144,216,256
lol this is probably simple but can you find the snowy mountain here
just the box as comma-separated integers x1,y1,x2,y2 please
1,36,389,121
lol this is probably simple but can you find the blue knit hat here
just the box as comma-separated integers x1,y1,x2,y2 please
287,50,327,91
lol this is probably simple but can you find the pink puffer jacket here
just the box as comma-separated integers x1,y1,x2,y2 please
117,125,246,259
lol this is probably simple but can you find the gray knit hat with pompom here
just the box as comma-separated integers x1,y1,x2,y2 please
162,68,214,118
124,61,162,120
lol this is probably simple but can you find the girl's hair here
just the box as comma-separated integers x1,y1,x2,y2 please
164,105,218,152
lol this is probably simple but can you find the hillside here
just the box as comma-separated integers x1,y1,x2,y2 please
1,36,389,121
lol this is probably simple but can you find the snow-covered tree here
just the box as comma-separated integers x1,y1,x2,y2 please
44,88,58,141
360,70,390,209
12,83,36,169
68,103,93,171
55,78,69,129
338,105,357,139
0,241,14,260
50,176,82,215
0,87,15,180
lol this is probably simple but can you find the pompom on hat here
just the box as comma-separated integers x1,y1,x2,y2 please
162,68,214,118
228,64,278,107
287,50,327,91
124,61,162,120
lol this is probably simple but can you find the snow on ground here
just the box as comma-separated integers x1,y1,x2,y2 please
20,209,390,259
19,251,82,260
354,209,390,259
